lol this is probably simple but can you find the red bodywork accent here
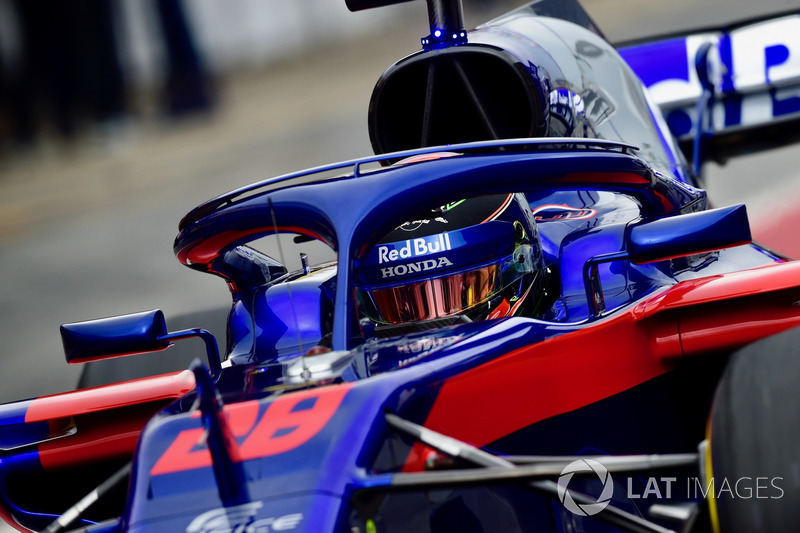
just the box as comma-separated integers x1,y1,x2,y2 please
552,172,674,211
0,507,25,533
151,382,353,476
404,261,800,470
65,346,171,365
38,407,161,471
178,226,328,265
413,306,673,461
25,371,195,423
637,261,800,356
560,172,650,185
26,371,195,471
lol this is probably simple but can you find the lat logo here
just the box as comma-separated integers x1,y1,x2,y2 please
151,384,352,476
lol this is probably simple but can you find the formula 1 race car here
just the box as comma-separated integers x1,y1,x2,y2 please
2,1,800,532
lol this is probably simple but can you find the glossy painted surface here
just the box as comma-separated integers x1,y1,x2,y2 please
0,371,195,530
618,11,800,161
626,204,751,263
175,140,704,355
60,310,170,364
475,8,690,182
2,2,800,532
123,253,800,530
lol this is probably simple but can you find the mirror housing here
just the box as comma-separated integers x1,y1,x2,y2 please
61,309,221,376
61,310,170,364
627,204,751,264
584,204,751,317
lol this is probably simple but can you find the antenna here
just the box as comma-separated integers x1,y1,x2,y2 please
191,360,250,506
268,199,311,383
421,0,467,50
343,0,467,50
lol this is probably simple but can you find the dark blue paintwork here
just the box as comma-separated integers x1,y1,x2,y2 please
2,2,798,532
627,204,751,264
60,310,222,375
190,361,250,507
175,140,706,354
61,310,171,364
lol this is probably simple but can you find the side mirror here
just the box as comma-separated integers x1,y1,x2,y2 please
61,309,221,376
627,204,751,264
584,204,751,317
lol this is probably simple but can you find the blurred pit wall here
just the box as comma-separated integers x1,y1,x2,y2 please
119,0,416,89
0,0,417,94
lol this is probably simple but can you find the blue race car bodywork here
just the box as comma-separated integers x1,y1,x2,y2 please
2,1,800,532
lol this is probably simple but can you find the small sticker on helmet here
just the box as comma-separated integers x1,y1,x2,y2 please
377,233,453,264
380,257,454,278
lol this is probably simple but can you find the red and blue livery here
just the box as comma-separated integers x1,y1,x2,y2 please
2,1,800,532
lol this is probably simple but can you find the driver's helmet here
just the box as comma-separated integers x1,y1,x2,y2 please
356,192,546,327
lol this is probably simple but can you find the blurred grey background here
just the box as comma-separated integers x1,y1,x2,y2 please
0,0,799,408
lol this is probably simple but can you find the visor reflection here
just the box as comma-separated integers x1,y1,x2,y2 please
369,265,501,324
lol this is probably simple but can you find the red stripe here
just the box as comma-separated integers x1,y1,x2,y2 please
178,226,328,265
38,406,159,471
560,172,650,184
25,371,195,423
403,262,800,470
402,309,673,470
482,193,514,223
